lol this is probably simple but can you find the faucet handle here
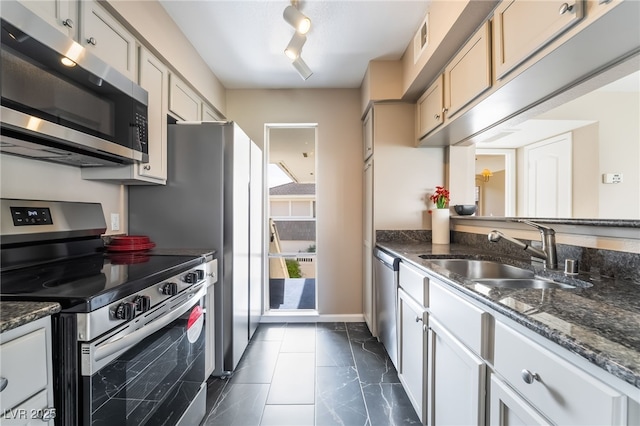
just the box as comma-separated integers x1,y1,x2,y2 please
519,220,555,234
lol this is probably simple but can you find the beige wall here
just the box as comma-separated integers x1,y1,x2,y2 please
0,155,126,235
227,89,362,316
372,103,445,229
572,124,599,218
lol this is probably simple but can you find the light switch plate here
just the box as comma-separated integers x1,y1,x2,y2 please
110,213,120,231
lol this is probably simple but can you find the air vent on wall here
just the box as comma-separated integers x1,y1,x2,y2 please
413,14,429,64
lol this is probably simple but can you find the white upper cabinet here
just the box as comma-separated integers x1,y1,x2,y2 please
80,0,137,80
18,0,77,38
82,47,168,184
137,48,168,182
202,104,220,122
493,0,584,80
416,74,444,140
169,74,202,121
444,20,492,118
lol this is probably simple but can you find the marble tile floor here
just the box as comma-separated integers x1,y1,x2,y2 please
201,322,421,426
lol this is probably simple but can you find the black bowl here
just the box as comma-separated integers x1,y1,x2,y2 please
454,204,477,215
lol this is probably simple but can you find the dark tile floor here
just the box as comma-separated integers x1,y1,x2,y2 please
201,322,421,426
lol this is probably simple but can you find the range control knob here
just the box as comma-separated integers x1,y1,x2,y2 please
183,271,199,284
195,269,205,280
135,295,151,312
114,302,136,321
160,282,178,296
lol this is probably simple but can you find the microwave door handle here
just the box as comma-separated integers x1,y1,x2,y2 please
93,285,205,364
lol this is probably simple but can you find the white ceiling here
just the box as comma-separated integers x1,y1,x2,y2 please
159,0,430,89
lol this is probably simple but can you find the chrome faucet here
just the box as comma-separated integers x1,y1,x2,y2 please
488,220,558,269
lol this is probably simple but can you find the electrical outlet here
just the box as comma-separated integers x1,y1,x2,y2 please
602,173,623,184
110,213,120,231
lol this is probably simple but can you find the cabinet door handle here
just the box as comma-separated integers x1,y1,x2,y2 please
415,316,423,323
434,114,440,120
521,369,540,384
62,18,74,28
559,2,575,14
143,165,151,170
0,377,8,392
87,37,97,46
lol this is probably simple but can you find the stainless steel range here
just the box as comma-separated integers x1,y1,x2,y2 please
0,199,208,426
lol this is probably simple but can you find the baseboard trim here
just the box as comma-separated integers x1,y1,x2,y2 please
260,313,365,323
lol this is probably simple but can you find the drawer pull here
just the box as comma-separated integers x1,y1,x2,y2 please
559,2,574,14
0,377,7,392
521,369,540,384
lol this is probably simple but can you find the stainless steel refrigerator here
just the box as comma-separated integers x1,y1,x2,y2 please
129,121,263,376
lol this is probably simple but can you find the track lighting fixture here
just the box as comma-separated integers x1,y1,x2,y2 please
283,2,313,80
283,5,311,35
292,57,313,80
284,33,306,60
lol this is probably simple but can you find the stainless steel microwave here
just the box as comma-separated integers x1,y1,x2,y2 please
0,1,148,167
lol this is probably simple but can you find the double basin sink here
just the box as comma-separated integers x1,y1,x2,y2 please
418,258,591,290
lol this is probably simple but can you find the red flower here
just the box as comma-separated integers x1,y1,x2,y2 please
429,186,450,209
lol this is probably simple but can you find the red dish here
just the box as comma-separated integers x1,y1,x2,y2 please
106,242,156,252
109,235,151,245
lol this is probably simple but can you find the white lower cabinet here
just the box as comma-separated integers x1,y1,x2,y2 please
394,264,636,426
427,316,486,426
490,373,551,425
493,320,626,425
0,316,55,425
397,288,427,423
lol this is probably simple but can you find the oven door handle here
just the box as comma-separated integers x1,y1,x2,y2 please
93,285,206,364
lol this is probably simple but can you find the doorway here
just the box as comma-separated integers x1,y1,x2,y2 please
475,148,516,216
265,124,317,313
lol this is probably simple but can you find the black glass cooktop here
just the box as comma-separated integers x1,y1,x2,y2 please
0,253,203,312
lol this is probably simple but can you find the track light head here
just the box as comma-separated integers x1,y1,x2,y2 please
292,57,313,80
283,5,311,35
284,33,306,60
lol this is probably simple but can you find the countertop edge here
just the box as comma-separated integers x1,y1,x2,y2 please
1,301,61,333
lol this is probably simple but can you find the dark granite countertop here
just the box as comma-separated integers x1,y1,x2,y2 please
0,301,61,333
377,241,640,390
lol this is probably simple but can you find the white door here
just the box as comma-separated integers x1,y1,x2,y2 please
524,133,572,217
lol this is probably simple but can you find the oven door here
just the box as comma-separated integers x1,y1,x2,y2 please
80,284,207,426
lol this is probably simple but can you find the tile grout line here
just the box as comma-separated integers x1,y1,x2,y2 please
345,322,373,426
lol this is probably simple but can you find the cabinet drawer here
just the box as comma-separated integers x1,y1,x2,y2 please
494,321,626,425
429,280,489,357
398,262,428,306
0,328,48,411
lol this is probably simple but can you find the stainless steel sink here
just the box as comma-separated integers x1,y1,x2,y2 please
472,278,583,289
421,258,535,279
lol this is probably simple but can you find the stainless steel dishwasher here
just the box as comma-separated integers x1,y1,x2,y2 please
373,247,400,369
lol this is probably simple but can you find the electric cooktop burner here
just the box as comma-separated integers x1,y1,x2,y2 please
0,252,203,312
